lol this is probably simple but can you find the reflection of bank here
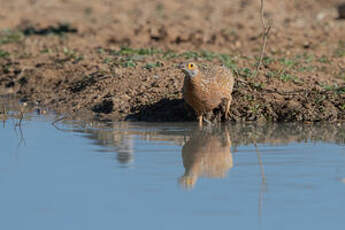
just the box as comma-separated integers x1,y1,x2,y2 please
77,123,188,166
78,123,135,165
179,126,233,189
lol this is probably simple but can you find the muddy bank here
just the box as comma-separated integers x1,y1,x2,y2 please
0,0,345,122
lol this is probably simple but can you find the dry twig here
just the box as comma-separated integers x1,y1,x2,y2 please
255,0,272,76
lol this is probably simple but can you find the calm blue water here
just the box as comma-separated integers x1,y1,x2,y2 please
1,111,345,230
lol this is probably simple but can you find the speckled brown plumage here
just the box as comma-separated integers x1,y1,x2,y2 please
181,63,234,125
179,126,233,189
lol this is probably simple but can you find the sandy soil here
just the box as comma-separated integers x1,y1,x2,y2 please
0,0,345,122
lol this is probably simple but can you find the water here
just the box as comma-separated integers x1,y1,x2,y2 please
1,101,345,229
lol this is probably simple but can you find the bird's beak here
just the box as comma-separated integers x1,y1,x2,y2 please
178,63,185,69
178,63,188,74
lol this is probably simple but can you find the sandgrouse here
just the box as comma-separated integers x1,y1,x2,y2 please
180,62,235,126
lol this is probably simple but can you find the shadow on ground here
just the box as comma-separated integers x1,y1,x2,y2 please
125,98,230,122
126,98,195,122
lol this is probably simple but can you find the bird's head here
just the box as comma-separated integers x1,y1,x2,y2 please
180,62,199,78
179,175,197,189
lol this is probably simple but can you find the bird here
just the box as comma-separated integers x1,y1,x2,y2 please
179,126,233,189
180,62,235,126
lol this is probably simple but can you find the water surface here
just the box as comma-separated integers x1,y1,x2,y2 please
1,100,345,230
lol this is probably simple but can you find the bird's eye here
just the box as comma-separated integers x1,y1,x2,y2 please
188,63,195,69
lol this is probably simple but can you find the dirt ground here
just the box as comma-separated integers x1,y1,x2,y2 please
0,0,345,122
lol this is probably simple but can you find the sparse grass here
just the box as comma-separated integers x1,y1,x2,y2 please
0,30,23,45
103,47,239,70
320,83,345,94
162,50,179,59
317,55,331,64
121,59,136,68
244,94,254,101
218,54,237,70
335,70,345,80
63,47,84,63
279,73,299,83
249,104,261,115
239,67,255,78
97,47,333,88
177,50,238,70
118,58,137,68
321,83,336,91
114,56,139,68
261,53,318,74
266,70,302,83
296,52,314,63
180,51,200,59
0,49,10,58
40,48,52,54
253,82,265,90
262,56,275,65
315,95,326,104
143,61,163,70
297,65,317,72
278,57,298,68
199,50,218,61
103,57,112,64
106,47,163,67
111,47,162,56
334,40,345,58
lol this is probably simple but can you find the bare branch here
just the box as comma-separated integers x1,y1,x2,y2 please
255,0,272,76
16,110,24,127
52,116,67,126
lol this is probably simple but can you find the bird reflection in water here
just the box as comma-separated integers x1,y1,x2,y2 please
179,126,233,189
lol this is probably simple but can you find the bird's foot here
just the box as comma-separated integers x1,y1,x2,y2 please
203,117,213,126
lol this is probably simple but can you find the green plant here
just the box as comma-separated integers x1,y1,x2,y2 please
297,65,316,72
334,40,345,58
112,47,162,56
335,70,345,80
262,56,275,65
162,50,178,59
0,49,10,58
40,48,52,54
279,73,301,83
218,54,237,70
0,30,23,45
180,51,200,59
143,62,163,69
317,55,330,64
239,67,254,78
279,57,298,68
121,59,136,68
63,47,84,62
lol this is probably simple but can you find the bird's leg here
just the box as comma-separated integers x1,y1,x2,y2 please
225,128,231,146
198,115,203,127
225,97,232,120
203,117,212,125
